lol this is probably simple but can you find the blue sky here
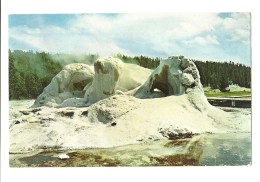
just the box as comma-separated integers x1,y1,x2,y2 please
9,13,251,65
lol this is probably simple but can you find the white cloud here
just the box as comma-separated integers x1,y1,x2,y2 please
9,26,46,50
9,13,223,54
184,35,219,46
9,13,250,64
70,13,222,45
222,12,250,44
9,25,127,54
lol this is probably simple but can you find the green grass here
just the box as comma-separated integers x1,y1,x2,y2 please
205,90,251,98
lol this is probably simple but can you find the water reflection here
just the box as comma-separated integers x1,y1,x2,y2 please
199,133,251,166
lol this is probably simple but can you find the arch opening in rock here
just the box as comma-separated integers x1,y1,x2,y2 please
149,65,174,97
150,82,171,97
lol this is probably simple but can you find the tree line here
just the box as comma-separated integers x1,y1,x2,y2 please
194,60,251,90
9,50,62,99
9,50,251,100
116,54,161,69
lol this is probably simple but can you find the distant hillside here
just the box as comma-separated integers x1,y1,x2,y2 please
9,50,251,100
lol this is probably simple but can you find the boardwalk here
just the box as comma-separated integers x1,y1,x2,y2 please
207,97,251,108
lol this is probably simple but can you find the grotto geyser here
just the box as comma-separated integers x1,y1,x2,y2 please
9,56,249,153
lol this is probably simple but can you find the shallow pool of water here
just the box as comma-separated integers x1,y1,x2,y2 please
10,133,251,167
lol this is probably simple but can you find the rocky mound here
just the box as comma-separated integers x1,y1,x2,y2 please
84,57,151,104
134,56,203,98
9,56,250,153
32,63,94,107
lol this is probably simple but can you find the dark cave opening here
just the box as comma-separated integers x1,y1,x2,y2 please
150,82,170,96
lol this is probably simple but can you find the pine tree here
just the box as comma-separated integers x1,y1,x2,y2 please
219,75,229,92
9,50,16,99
